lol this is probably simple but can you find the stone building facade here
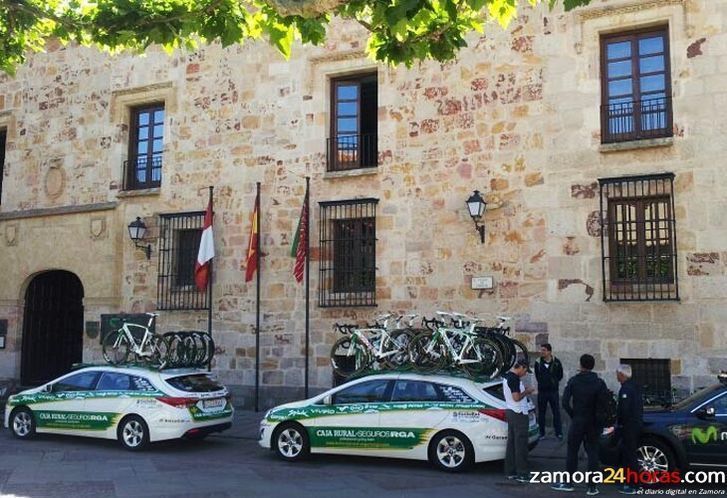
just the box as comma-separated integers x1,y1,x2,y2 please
0,0,725,405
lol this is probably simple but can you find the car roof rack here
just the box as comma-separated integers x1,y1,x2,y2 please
71,362,204,372
348,367,502,383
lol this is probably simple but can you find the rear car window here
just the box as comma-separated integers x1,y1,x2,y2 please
165,374,223,392
483,383,505,401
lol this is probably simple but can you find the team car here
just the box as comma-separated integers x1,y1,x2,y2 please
601,373,727,472
4,365,233,450
259,372,539,472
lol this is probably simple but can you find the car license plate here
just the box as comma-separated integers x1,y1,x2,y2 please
202,398,225,411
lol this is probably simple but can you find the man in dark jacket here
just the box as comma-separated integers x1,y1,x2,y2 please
615,364,643,495
552,354,609,496
534,343,563,439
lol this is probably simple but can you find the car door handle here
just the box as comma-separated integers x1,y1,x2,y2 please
426,407,443,411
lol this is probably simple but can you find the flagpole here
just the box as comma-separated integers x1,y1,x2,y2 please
304,177,310,399
207,186,214,372
254,182,261,412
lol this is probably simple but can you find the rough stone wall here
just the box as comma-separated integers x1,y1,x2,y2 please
0,0,725,402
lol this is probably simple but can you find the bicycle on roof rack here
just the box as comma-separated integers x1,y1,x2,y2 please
102,313,169,369
409,311,504,379
330,313,417,379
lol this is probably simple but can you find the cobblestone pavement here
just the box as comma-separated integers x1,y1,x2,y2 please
0,411,652,498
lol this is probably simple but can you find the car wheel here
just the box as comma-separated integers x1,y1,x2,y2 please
637,437,677,474
10,407,36,440
118,415,150,451
429,430,474,472
272,422,309,462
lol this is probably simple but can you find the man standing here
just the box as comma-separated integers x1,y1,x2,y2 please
552,354,609,496
615,364,643,495
504,359,536,483
534,343,564,440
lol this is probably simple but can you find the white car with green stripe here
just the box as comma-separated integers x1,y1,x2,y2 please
259,373,538,472
4,365,233,450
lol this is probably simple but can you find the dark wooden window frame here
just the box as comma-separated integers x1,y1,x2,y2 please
599,173,679,302
319,198,378,307
600,26,673,143
607,195,674,285
126,102,164,190
328,73,378,171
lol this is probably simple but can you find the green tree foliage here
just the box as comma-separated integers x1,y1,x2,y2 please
0,0,593,75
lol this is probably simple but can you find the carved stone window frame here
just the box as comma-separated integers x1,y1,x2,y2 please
110,83,176,195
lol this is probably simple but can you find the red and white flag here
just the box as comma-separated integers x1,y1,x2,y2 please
194,200,214,291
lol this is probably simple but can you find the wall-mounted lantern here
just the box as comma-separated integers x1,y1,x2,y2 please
127,217,151,259
466,190,487,244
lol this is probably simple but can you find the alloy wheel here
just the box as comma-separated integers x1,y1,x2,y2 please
13,411,32,437
278,428,304,458
123,420,145,448
436,435,466,468
637,445,669,472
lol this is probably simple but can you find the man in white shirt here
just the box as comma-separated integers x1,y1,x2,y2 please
503,359,535,482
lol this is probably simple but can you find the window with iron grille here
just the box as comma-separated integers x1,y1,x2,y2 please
621,358,671,406
599,173,678,301
319,199,378,307
157,211,209,310
125,103,164,190
328,73,378,172
600,27,673,144
0,129,6,204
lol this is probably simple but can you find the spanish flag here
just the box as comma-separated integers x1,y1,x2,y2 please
245,192,259,282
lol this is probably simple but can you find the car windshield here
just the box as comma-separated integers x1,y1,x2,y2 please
672,385,723,411
165,374,224,393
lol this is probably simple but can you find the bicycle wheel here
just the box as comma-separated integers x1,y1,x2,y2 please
330,337,370,378
461,337,504,379
102,331,130,365
147,335,170,369
511,338,529,366
409,332,446,373
383,329,414,370
489,333,516,371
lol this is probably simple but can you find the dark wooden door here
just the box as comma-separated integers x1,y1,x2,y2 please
21,271,84,385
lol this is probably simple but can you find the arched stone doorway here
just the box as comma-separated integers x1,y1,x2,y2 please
20,271,84,385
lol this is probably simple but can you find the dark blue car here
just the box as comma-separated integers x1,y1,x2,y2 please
602,374,727,471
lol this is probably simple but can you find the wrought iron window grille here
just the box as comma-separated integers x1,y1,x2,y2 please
157,211,209,310
621,358,672,406
319,198,378,307
599,173,679,302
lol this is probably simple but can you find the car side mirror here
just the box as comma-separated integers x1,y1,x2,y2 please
696,407,715,420
43,384,53,393
323,395,332,406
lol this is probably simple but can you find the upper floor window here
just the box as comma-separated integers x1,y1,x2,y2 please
125,103,164,190
328,73,378,172
600,27,672,144
157,211,209,311
319,198,378,307
599,173,678,301
0,129,6,204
